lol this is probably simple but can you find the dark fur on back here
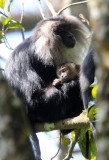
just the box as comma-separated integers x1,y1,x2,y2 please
80,47,95,109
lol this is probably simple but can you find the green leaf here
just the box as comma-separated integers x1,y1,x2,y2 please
90,77,98,87
0,31,3,40
1,16,5,25
8,22,24,30
78,132,87,158
91,156,96,160
89,133,97,159
71,131,75,137
92,85,98,99
8,0,13,12
88,101,95,108
4,17,12,25
0,0,7,9
62,136,71,146
71,131,75,141
87,106,96,121
78,131,97,160
0,34,3,40
1,16,12,25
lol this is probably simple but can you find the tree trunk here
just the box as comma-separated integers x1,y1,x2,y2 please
0,71,36,160
88,1,109,160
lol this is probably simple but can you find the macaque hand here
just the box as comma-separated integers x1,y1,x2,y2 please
52,78,61,86
32,89,43,98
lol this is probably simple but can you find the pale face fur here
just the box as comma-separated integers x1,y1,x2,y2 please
33,15,90,66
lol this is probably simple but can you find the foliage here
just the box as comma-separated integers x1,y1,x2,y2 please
8,21,23,29
62,136,71,146
90,77,98,99
67,78,98,160
0,0,7,9
8,0,13,12
0,0,24,47
1,16,12,25
81,77,98,160
79,130,97,160
87,78,98,122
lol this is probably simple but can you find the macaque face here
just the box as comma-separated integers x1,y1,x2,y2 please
54,24,76,48
58,66,69,82
57,63,80,83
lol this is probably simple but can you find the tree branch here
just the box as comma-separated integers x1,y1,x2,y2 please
56,0,89,16
37,0,46,19
34,113,90,133
45,0,56,16
20,1,25,40
34,113,89,160
0,55,7,61
63,130,80,160
20,1,24,24
0,10,25,41
0,68,4,71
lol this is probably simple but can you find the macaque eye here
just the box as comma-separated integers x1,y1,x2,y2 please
54,27,63,35
62,69,66,73
58,69,66,76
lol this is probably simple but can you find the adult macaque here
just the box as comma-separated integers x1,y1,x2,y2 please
5,15,90,159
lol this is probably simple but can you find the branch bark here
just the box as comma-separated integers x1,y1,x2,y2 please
63,130,80,160
34,112,90,133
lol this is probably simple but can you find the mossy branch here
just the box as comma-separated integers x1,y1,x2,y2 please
34,113,90,160
34,112,90,133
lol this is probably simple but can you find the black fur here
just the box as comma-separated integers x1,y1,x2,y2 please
80,47,95,109
5,16,86,127
5,15,91,159
5,44,83,125
80,47,96,159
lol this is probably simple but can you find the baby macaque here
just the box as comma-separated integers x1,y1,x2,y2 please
53,62,80,86
32,62,80,97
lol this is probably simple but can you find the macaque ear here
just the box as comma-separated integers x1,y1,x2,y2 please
76,65,81,72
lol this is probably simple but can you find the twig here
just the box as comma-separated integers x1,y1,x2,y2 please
51,131,61,160
56,0,89,16
37,0,46,19
19,1,25,40
0,11,8,18
0,11,18,23
63,130,80,160
45,0,56,17
1,24,13,50
0,10,25,41
20,1,24,24
20,29,25,41
79,13,90,25
3,35,14,50
31,133,42,160
0,68,4,71
0,55,7,61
